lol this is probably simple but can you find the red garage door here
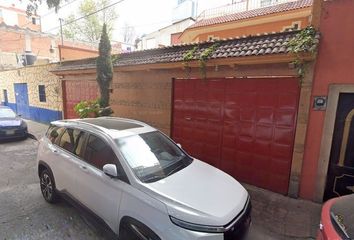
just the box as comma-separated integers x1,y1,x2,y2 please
63,80,99,119
172,78,300,194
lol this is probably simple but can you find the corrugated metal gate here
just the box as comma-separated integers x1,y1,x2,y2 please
62,80,99,119
172,78,299,194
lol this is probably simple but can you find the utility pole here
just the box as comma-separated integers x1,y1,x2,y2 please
59,18,64,46
59,18,64,63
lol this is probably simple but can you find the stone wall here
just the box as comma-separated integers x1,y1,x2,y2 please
0,64,63,122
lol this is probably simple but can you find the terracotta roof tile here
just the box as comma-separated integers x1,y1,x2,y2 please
188,0,312,29
53,30,319,72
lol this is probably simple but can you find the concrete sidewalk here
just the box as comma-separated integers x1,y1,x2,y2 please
26,119,49,139
246,184,321,240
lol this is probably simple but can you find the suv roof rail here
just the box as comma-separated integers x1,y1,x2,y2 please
94,116,148,126
51,117,149,133
52,119,107,133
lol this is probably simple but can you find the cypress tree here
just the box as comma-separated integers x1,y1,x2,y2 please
96,23,113,108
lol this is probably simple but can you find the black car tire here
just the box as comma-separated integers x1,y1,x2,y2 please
40,169,59,203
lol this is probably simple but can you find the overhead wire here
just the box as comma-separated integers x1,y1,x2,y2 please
43,0,126,34
1,0,125,45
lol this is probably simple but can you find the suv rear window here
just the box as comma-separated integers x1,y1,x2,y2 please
58,128,86,157
46,125,65,144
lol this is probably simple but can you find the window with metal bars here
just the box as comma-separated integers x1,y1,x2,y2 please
38,85,46,102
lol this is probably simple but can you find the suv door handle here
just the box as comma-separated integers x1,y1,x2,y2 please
49,146,58,154
79,165,88,171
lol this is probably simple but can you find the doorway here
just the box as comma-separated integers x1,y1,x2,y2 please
324,93,354,200
2,89,8,106
14,83,30,118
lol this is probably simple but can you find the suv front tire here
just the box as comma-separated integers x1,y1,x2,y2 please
40,168,59,203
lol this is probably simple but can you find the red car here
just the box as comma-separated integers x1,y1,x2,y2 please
317,194,353,240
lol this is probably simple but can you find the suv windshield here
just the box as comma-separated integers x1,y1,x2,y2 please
115,131,192,183
0,108,16,118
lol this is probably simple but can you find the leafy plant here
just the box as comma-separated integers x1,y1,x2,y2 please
198,43,219,79
183,46,198,64
287,26,319,81
96,24,113,108
74,99,113,118
182,43,219,79
287,26,318,55
182,46,198,78
63,0,117,42
74,100,100,118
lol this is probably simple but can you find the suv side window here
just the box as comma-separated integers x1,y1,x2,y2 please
84,134,118,170
46,125,65,144
58,128,86,157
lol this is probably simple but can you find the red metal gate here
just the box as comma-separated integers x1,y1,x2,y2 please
172,78,300,194
62,80,99,119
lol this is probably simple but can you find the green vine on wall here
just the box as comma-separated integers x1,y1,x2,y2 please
182,46,198,78
183,46,198,64
198,43,219,79
182,43,219,79
287,26,319,80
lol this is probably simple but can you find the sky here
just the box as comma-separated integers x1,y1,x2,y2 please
0,0,234,42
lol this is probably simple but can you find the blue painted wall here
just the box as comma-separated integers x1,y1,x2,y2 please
7,102,62,123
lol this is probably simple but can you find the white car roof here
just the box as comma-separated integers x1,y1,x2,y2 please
51,117,156,139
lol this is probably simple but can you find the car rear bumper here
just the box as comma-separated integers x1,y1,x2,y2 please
0,129,27,140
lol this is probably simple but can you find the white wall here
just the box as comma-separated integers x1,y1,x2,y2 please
172,0,196,23
1,8,18,26
138,18,195,50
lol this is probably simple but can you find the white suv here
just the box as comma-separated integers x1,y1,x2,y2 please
37,117,251,240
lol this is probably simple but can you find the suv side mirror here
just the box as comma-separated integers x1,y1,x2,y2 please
103,164,118,178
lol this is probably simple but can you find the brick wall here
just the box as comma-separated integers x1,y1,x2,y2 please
0,28,102,66
59,45,98,61
107,64,297,135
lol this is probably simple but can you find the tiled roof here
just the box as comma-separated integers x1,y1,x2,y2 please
188,0,313,29
53,30,319,72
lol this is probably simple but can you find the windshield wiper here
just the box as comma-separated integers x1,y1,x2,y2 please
143,175,164,183
330,212,351,240
166,163,185,177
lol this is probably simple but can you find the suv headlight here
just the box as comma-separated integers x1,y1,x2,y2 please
169,216,225,233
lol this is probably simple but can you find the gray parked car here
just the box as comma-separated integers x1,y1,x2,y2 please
0,106,27,140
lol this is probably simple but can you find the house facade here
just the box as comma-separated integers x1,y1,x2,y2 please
0,4,112,69
52,30,317,197
179,0,312,43
0,4,41,31
299,0,354,202
0,64,62,123
137,18,196,50
3,0,350,203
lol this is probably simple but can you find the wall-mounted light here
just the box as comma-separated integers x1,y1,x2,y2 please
313,96,327,111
